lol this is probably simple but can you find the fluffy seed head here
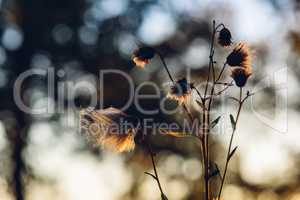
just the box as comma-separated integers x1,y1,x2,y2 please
226,43,251,70
80,107,139,153
167,78,191,104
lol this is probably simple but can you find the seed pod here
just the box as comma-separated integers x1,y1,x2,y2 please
218,27,232,47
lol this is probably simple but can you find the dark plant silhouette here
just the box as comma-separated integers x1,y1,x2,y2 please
131,20,254,200
81,20,254,200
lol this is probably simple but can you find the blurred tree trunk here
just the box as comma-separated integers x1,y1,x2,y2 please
9,116,27,200
6,0,85,199
2,105,27,200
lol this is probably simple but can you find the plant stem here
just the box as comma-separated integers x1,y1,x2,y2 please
157,52,175,84
203,110,209,200
212,81,233,97
182,103,194,122
192,85,204,103
156,52,196,126
204,20,216,99
197,21,228,200
157,49,209,199
203,19,222,200
146,142,167,199
216,62,227,82
218,88,243,198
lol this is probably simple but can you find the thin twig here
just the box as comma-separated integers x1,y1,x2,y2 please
205,63,228,196
146,142,168,199
191,85,204,103
156,52,197,125
156,51,208,198
218,88,252,198
203,19,219,200
216,62,227,82
213,84,232,96
157,52,175,84
182,103,194,122
204,20,216,99
203,80,233,101
194,21,228,199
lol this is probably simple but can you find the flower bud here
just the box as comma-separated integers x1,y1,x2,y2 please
132,47,155,68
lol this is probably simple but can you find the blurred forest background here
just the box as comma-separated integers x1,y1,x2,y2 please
0,0,300,199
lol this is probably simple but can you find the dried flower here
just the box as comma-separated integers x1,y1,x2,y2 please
218,27,232,47
231,67,252,87
226,43,251,69
80,107,139,153
132,47,155,68
167,78,191,104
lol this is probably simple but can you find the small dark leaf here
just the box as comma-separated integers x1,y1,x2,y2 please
211,116,221,128
161,193,169,200
228,146,238,161
230,114,236,130
208,161,221,179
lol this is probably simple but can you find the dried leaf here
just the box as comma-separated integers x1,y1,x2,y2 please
79,107,137,152
159,129,189,138
211,116,221,128
230,114,236,130
228,146,238,161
